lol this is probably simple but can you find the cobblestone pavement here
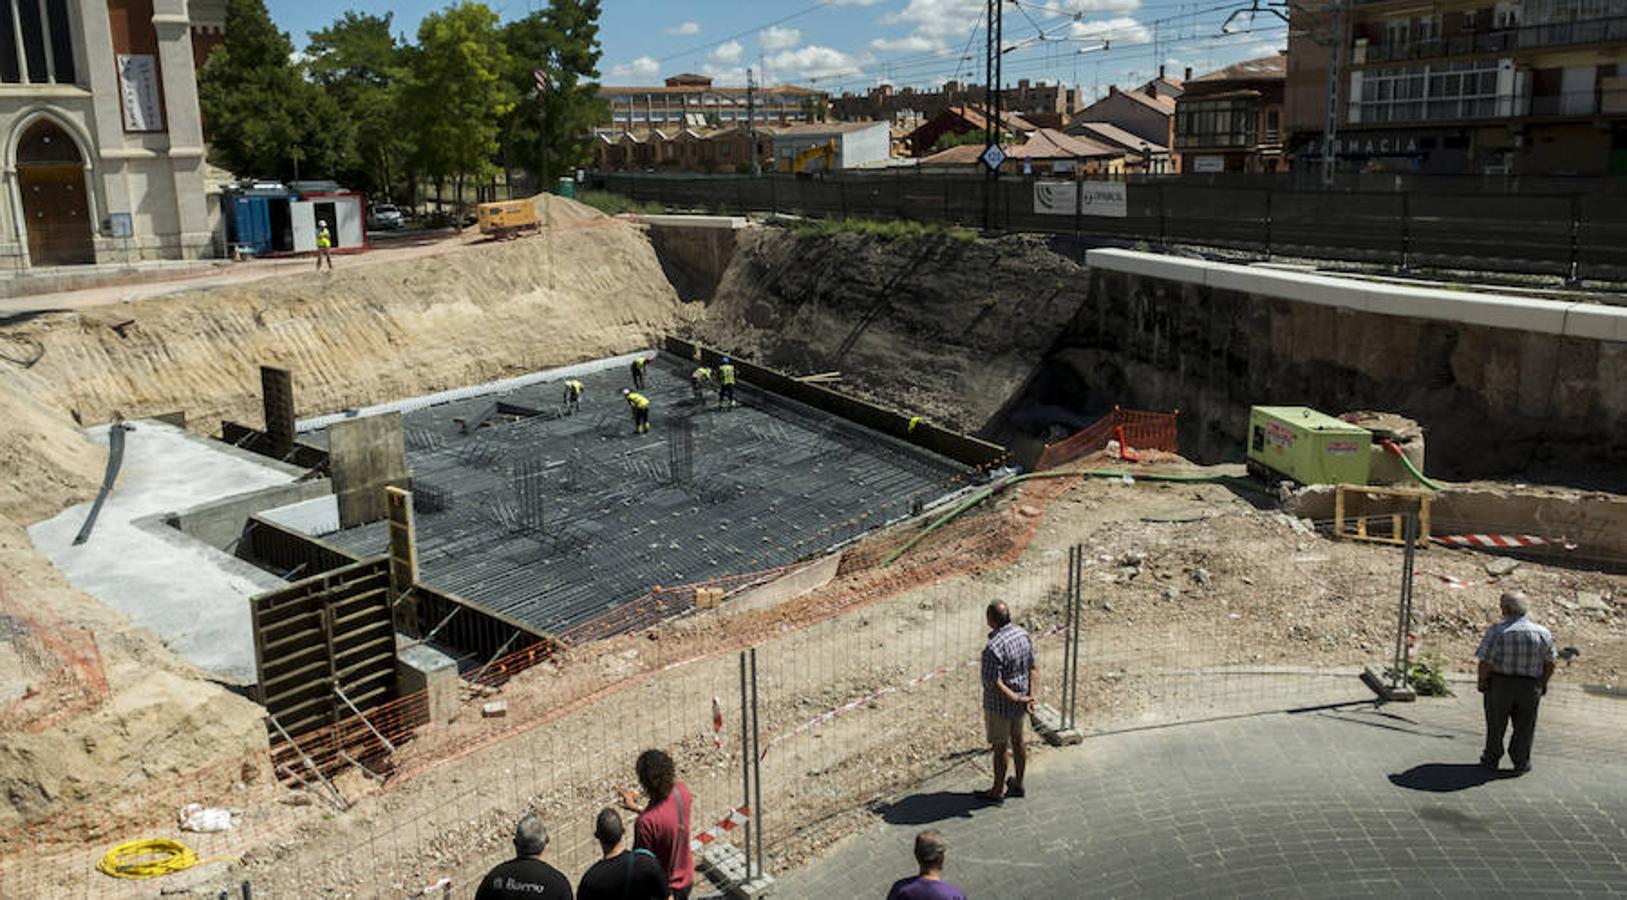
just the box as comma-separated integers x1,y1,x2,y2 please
779,688,1627,898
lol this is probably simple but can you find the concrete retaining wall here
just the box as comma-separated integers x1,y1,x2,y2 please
1076,251,1627,484
640,216,748,301
168,479,333,549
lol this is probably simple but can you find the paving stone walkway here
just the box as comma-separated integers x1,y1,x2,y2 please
781,689,1627,898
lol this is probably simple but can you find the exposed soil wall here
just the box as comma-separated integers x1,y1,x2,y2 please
685,227,1087,436
1053,267,1627,487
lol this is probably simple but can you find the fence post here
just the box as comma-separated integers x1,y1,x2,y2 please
738,651,751,878
1390,513,1419,691
1061,545,1078,730
750,648,763,879
1568,193,1581,284
1157,183,1168,248
1263,187,1273,260
1400,192,1411,271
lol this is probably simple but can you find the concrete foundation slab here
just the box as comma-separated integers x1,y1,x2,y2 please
28,421,309,683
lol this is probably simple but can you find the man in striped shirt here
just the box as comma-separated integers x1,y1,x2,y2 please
980,601,1036,801
1476,590,1557,774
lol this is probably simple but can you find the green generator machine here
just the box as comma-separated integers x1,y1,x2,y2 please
1246,406,1373,485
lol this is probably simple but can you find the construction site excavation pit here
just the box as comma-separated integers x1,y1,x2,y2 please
260,351,978,651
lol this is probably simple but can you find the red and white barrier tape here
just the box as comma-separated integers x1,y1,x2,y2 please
1432,534,1577,550
690,805,752,854
1415,571,1497,590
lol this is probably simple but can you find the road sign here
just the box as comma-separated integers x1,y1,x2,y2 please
980,143,1006,172
533,69,550,94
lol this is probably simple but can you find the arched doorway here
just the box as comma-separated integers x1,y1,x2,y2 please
17,118,94,266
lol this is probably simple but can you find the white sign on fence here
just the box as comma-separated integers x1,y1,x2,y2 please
1034,181,1127,218
1034,181,1075,215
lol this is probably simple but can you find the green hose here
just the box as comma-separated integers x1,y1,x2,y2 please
1383,440,1444,491
878,467,1269,567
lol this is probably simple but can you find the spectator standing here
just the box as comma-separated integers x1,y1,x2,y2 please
577,807,667,900
623,749,695,899
886,830,968,900
474,812,573,899
1477,590,1557,774
979,600,1036,802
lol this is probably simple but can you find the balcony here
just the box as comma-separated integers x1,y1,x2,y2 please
1358,16,1627,63
1350,87,1627,125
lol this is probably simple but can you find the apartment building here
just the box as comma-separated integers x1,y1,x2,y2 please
1174,55,1288,173
1286,0,1627,174
832,79,1081,122
596,73,828,130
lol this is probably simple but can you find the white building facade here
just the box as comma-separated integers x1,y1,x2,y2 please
1,0,222,268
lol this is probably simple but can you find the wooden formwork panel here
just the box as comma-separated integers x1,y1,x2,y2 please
252,557,397,739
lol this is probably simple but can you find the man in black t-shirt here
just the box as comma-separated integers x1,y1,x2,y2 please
475,812,574,900
578,806,667,900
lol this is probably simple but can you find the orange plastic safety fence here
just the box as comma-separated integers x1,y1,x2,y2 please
1035,406,1179,471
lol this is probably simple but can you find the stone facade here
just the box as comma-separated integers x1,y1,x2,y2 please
1,0,221,268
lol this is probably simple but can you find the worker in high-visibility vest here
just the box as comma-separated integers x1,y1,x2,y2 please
690,366,713,401
718,357,737,409
630,355,652,390
562,379,584,415
622,388,651,434
315,220,333,271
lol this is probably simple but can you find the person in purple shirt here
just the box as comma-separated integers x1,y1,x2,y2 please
886,830,968,900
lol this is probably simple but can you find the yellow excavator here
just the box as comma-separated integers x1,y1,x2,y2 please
779,139,837,174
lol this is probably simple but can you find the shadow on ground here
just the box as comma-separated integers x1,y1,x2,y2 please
874,791,1001,826
1388,762,1515,793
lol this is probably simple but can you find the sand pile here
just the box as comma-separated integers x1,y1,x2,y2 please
527,191,607,225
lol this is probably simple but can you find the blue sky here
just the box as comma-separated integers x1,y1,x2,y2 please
268,0,1286,104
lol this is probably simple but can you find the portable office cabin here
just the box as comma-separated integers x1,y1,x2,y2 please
290,192,367,253
224,186,300,256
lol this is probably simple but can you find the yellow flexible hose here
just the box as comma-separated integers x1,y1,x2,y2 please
96,838,233,880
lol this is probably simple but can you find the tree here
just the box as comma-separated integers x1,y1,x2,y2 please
402,2,514,212
306,12,410,198
198,0,352,181
500,0,607,189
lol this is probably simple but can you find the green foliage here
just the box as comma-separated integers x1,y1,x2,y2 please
576,190,665,216
402,2,515,197
789,217,976,242
198,0,352,180
305,12,410,198
500,0,608,184
1407,652,1453,697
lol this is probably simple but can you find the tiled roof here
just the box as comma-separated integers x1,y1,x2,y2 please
1191,53,1286,82
918,128,1122,165
1069,121,1168,154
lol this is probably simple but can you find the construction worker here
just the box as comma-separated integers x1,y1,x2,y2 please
630,355,652,390
623,388,651,434
315,219,334,271
690,365,713,401
718,356,737,408
562,379,584,415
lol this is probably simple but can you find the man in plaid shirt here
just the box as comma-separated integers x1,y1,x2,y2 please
1476,590,1557,774
979,601,1036,802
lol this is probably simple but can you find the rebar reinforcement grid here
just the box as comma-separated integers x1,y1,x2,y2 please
309,352,970,639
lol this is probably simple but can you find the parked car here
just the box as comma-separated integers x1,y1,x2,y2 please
367,203,405,231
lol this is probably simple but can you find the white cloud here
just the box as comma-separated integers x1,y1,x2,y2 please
882,0,984,42
1045,0,1140,16
765,45,864,81
606,56,660,81
831,0,884,5
759,25,801,50
712,39,743,64
869,34,941,53
666,21,700,35
702,64,749,86
1070,16,1150,44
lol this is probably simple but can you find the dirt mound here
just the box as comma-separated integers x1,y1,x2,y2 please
527,191,606,225
0,516,267,829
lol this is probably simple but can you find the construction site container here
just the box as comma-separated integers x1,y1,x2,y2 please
478,200,540,238
1247,406,1372,485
